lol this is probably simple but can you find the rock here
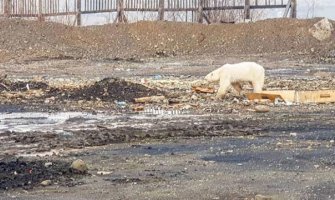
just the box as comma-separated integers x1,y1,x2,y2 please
40,180,52,186
309,18,334,41
97,171,113,175
254,105,270,113
44,162,53,167
70,159,88,174
191,94,198,100
255,194,273,200
289,132,297,137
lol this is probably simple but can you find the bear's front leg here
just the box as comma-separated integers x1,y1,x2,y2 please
216,79,230,99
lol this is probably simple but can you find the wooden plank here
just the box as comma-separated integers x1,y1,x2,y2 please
247,93,285,103
244,0,250,20
76,0,81,26
158,0,164,20
247,90,296,103
296,90,335,104
283,0,291,17
197,0,203,23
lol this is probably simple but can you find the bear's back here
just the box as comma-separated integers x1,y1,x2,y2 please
222,62,264,82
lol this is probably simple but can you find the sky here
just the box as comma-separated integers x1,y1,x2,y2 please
298,0,335,19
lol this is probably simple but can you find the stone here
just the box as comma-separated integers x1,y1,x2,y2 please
254,105,270,113
255,194,273,200
40,180,52,186
44,162,53,167
97,171,113,175
70,159,88,174
309,18,334,41
289,132,297,137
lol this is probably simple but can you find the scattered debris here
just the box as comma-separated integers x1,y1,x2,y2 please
134,95,166,103
191,86,215,94
254,105,270,113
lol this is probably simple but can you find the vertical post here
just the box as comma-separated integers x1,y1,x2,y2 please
76,0,82,26
158,0,164,21
198,0,204,23
38,0,45,22
244,0,250,21
4,0,11,18
290,0,297,18
117,0,125,23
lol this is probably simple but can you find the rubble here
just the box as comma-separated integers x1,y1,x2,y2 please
254,105,270,113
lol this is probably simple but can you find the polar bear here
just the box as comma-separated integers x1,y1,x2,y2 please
205,62,265,99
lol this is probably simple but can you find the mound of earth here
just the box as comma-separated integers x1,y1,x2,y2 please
0,18,334,63
0,159,78,190
53,78,164,102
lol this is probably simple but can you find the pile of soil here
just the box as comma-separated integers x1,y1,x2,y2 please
0,159,77,190
0,18,334,63
52,78,164,102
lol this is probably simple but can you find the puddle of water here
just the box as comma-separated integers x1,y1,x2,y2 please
0,111,200,133
0,112,115,133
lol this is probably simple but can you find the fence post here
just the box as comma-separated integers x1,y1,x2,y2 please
158,0,164,21
244,0,250,21
76,0,82,26
4,0,11,18
38,0,45,22
116,0,126,23
198,0,204,23
290,0,297,18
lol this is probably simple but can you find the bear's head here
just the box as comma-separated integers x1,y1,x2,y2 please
204,67,222,82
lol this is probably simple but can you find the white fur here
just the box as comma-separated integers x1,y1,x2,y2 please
205,62,265,99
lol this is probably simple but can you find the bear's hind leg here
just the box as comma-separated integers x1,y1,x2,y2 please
216,79,231,99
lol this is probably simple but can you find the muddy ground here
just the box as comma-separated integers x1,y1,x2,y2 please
0,54,334,200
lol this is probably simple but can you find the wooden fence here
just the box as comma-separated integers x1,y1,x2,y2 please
0,0,297,26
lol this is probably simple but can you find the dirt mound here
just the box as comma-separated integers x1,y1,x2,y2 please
52,78,164,102
0,18,334,63
0,159,78,190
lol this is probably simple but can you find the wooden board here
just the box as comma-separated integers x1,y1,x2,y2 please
247,90,296,103
248,90,335,104
296,90,335,103
246,93,283,102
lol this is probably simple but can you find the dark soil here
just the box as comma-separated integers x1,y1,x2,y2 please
4,117,262,152
0,80,48,92
0,159,79,190
49,78,164,102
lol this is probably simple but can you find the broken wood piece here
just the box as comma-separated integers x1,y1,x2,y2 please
134,95,166,103
132,105,145,111
246,93,284,103
192,86,215,94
